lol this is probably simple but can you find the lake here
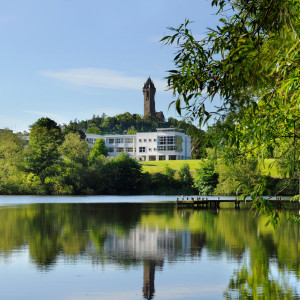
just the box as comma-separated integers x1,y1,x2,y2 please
0,195,299,300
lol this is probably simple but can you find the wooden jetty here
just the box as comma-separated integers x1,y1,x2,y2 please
176,197,298,209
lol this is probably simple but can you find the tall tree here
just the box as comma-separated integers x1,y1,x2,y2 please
25,118,63,183
89,138,108,164
0,131,26,194
162,0,299,220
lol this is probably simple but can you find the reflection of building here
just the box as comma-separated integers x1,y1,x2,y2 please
101,225,194,300
143,261,156,300
86,128,191,161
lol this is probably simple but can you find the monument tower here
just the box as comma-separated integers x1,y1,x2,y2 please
143,77,165,121
143,77,156,117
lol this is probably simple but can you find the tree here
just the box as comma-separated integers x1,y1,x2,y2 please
165,164,176,181
178,163,193,186
30,117,61,131
214,158,261,196
194,159,219,195
89,138,108,164
57,133,90,194
162,0,299,221
62,122,86,140
59,133,89,166
25,118,62,183
85,126,102,135
0,131,27,194
102,153,142,194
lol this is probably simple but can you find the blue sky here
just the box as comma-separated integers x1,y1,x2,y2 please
0,0,219,132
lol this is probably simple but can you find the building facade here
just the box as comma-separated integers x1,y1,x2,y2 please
86,128,191,161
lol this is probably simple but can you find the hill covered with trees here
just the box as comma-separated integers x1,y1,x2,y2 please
63,112,206,159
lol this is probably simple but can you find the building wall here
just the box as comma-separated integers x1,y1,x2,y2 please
86,128,191,161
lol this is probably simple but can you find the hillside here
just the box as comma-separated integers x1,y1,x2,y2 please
140,159,280,178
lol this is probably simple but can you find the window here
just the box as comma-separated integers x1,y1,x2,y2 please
139,139,142,142
159,136,175,145
158,136,166,145
144,139,147,142
167,136,175,144
125,138,133,143
108,148,114,153
115,138,123,144
168,145,176,151
116,147,124,152
87,138,95,145
158,146,166,151
154,148,156,151
125,147,133,153
139,147,146,153
159,155,166,160
109,139,114,144
149,148,152,152
149,139,152,142
149,156,156,161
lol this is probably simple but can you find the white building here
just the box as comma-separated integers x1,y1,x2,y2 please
86,128,191,161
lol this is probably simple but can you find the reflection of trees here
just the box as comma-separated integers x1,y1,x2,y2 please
224,265,298,299
0,203,298,297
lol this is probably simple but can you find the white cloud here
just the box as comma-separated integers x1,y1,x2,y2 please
24,110,68,125
41,68,169,93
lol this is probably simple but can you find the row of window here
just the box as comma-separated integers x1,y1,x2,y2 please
139,147,157,153
108,147,134,153
158,136,175,145
138,138,156,143
108,138,134,144
107,146,177,153
90,136,179,145
158,145,176,151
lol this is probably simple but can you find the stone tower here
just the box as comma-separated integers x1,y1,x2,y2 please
143,77,165,121
143,77,156,117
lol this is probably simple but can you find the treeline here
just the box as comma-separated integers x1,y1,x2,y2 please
1,117,297,196
73,112,185,135
193,150,299,197
0,118,196,195
64,112,206,159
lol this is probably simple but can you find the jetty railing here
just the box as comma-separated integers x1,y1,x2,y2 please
176,197,298,209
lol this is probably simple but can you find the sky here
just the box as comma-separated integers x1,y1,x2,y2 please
0,0,220,132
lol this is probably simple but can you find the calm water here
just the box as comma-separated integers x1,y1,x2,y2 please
0,195,299,300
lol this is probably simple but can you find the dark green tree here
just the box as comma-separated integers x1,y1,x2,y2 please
194,159,219,195
25,118,62,183
62,121,86,140
162,0,300,221
179,163,193,186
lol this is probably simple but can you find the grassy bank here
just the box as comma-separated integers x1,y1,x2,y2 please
140,159,281,178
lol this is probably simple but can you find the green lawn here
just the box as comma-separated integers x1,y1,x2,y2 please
140,158,280,177
140,160,201,175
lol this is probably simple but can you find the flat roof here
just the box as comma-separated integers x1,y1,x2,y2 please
156,128,183,132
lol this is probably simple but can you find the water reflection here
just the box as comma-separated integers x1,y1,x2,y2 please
0,202,299,299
